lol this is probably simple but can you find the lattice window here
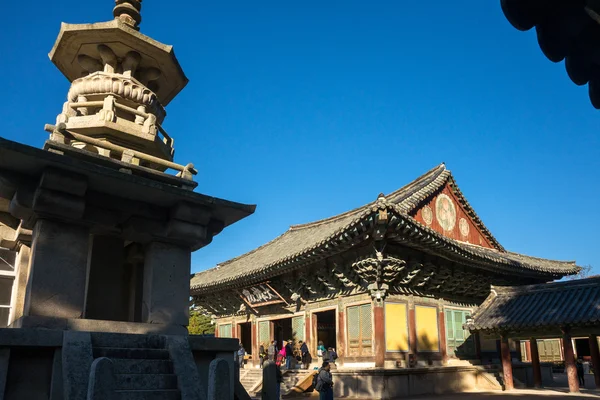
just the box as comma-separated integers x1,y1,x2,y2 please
347,304,372,356
445,309,474,357
258,321,270,347
219,323,232,338
292,316,305,342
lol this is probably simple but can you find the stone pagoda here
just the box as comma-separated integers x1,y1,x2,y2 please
0,1,254,399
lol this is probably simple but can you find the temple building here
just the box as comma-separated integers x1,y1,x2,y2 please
191,164,580,370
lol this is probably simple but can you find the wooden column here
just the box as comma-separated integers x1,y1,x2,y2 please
524,340,532,363
373,302,385,368
590,335,600,388
337,309,346,363
408,306,417,365
562,328,579,393
475,332,482,361
311,313,318,357
251,321,258,367
530,338,542,388
500,334,514,390
438,309,448,365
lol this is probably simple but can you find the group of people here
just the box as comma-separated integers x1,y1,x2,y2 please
256,339,338,370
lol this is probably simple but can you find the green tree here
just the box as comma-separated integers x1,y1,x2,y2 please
188,311,215,335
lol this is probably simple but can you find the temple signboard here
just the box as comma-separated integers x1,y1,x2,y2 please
240,283,285,307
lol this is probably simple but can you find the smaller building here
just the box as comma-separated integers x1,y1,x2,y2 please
467,276,600,392
191,164,579,371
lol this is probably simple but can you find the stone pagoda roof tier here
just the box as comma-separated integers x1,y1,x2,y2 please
466,277,600,338
191,164,579,295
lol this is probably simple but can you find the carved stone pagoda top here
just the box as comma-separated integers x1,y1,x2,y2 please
46,0,191,179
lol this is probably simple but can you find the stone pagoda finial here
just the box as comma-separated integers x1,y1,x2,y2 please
46,0,191,183
113,0,142,30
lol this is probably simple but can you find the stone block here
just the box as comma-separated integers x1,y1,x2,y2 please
87,357,115,400
207,358,230,400
142,242,190,326
26,220,90,319
10,245,31,324
39,168,87,197
166,335,205,400
62,331,93,400
261,361,277,400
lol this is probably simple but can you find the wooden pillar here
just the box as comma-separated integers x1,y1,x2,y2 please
590,335,600,388
562,328,579,393
311,313,318,356
251,321,258,367
500,334,514,391
373,302,385,368
530,338,542,388
337,309,346,363
408,306,417,365
438,309,448,365
524,340,532,363
475,332,482,360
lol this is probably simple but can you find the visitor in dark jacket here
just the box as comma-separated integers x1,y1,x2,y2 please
259,345,266,369
299,340,311,369
284,340,294,369
323,347,338,366
316,361,334,400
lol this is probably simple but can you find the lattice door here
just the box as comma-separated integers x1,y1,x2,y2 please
219,323,232,338
258,321,270,347
347,304,372,356
292,316,305,342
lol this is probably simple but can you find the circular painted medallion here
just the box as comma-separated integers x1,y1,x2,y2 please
459,218,469,236
422,205,433,226
435,193,456,231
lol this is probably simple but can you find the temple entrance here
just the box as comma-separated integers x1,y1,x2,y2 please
238,322,252,355
575,338,591,361
315,310,337,351
273,317,293,350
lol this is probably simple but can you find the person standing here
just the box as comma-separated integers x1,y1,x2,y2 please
259,344,266,369
300,340,310,369
285,340,294,370
317,341,326,364
277,343,286,367
237,344,246,369
315,361,334,400
275,363,283,399
268,340,277,362
577,358,585,387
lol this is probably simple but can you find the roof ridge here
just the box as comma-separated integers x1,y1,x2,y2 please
290,163,446,230
492,276,599,294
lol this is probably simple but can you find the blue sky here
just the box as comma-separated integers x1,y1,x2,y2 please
2,1,598,275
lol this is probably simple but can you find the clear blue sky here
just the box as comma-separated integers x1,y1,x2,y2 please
2,1,598,275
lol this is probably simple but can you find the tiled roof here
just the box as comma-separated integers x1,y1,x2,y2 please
191,164,578,294
467,277,600,332
501,0,600,108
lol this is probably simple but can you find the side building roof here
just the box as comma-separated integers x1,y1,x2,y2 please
191,164,579,295
466,277,600,336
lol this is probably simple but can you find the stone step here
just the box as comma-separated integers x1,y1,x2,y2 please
112,359,174,374
91,333,166,349
93,347,170,360
115,389,181,400
115,374,178,390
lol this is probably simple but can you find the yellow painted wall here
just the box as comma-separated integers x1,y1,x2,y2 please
416,306,439,351
385,303,409,351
